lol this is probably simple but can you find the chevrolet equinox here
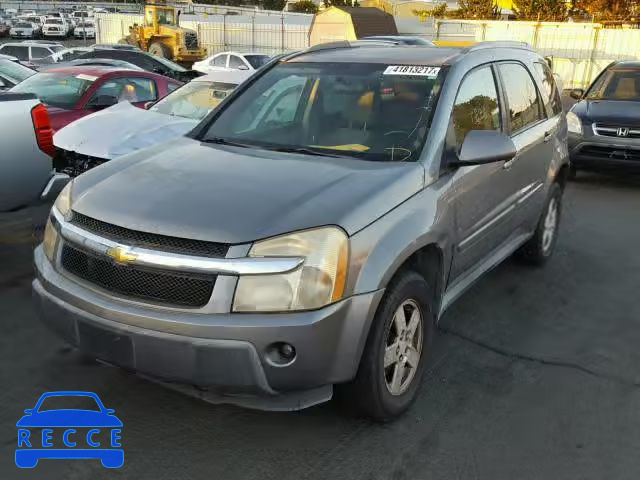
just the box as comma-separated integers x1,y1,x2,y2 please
34,41,569,421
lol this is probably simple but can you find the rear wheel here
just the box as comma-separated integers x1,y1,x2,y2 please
340,270,434,421
516,182,562,265
149,41,171,59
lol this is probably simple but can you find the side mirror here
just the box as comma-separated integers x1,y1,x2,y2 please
569,88,584,100
144,100,155,109
89,94,118,110
453,130,516,166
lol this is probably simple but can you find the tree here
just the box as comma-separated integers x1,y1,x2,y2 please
513,0,567,21
290,0,319,12
322,0,359,7
412,3,447,21
455,0,499,19
572,0,639,20
263,0,287,10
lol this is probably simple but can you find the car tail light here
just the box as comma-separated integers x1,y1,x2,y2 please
31,104,55,157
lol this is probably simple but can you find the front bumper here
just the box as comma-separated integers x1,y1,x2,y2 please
33,247,383,410
569,132,640,172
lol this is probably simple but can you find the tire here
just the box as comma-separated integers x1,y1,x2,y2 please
339,270,435,422
516,182,563,266
149,41,171,59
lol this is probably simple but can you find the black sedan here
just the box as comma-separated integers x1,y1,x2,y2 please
567,61,640,176
75,48,202,83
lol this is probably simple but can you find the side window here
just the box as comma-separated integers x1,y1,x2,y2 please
228,55,246,70
451,66,501,148
498,63,545,133
533,61,563,116
90,77,157,104
167,82,180,93
212,54,227,67
1,45,28,60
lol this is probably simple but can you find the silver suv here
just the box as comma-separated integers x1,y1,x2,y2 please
34,42,569,420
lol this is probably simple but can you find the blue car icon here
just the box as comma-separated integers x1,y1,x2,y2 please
16,391,123,468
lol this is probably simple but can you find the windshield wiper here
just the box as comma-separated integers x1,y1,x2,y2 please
268,146,345,158
202,137,254,149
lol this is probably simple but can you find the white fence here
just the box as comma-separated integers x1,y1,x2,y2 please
95,13,310,56
94,14,640,87
433,20,640,88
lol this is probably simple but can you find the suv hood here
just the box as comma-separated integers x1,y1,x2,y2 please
72,137,424,244
54,101,198,159
573,99,640,125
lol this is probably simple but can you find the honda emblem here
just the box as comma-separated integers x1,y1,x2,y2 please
617,127,630,137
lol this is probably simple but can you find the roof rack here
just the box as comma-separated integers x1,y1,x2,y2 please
304,40,400,54
467,41,532,52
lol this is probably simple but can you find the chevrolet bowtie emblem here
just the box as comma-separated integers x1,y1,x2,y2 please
105,246,137,264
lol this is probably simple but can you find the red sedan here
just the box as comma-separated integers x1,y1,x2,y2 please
10,66,182,131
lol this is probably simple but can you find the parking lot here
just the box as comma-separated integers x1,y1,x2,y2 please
1,172,638,479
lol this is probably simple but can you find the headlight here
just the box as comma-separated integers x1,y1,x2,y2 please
567,112,583,135
42,217,58,262
53,181,72,219
233,227,349,312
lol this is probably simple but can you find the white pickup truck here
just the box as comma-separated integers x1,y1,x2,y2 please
0,92,68,240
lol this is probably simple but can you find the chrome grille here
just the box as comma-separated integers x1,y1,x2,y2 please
592,124,640,138
70,212,230,258
61,244,216,307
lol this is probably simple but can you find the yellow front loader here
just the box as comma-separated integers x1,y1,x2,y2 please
122,1,206,65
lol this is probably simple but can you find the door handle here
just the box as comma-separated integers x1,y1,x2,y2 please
503,157,515,170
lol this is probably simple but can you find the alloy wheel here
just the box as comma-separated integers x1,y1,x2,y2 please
384,299,423,396
542,197,558,254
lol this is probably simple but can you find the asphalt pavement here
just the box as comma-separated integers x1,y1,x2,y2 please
1,172,639,479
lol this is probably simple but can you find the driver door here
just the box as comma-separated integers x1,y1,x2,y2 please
448,64,520,282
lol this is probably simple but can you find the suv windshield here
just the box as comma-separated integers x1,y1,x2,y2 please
151,80,238,120
586,68,640,101
11,72,93,108
200,62,444,161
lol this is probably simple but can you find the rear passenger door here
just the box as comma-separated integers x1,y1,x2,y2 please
495,62,553,233
449,64,521,281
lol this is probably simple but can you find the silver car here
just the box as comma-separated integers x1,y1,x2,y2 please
33,42,569,420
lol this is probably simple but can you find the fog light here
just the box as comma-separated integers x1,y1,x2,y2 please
266,342,297,366
279,343,295,360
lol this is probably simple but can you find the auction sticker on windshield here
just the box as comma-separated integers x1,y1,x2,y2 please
383,66,441,77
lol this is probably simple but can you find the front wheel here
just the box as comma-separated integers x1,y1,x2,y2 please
339,270,434,421
516,182,563,265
